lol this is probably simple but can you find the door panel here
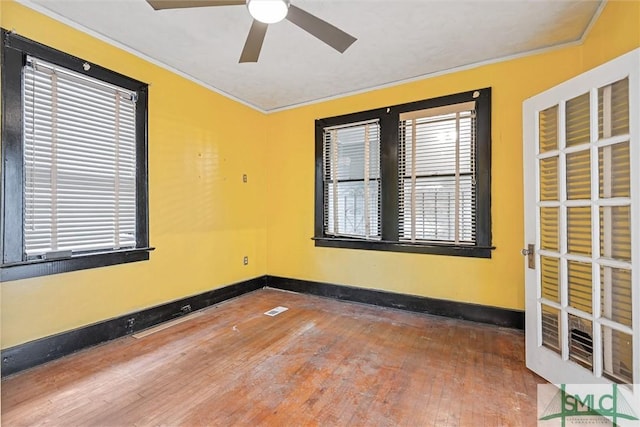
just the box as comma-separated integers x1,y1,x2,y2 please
523,48,639,409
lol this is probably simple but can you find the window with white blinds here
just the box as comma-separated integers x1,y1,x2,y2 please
22,57,138,258
1,31,149,281
315,88,491,257
323,120,381,239
398,101,476,244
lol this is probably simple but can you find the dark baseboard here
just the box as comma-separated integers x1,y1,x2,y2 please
266,275,524,330
1,276,267,378
2,274,523,377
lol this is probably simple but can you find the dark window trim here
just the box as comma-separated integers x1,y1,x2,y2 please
314,88,493,258
0,249,153,282
1,29,152,282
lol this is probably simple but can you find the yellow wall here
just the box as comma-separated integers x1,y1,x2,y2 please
0,1,268,348
265,0,640,310
1,0,638,349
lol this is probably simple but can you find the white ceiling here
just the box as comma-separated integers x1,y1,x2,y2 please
17,0,603,112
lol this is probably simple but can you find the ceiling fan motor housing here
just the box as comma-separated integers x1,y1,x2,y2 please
246,0,291,24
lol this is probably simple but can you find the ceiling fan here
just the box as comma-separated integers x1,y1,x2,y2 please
146,0,357,63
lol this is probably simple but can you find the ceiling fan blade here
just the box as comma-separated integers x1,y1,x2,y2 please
146,0,245,10
239,20,268,63
286,4,356,53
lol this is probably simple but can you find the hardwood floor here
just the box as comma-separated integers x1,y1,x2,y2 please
2,288,544,426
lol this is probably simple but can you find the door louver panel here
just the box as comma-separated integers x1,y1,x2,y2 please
599,78,629,138
539,105,558,153
598,142,630,198
566,150,591,200
566,92,591,147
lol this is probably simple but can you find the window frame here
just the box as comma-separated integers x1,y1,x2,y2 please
1,30,152,282
314,88,493,258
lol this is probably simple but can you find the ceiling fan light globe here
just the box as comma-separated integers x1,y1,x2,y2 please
247,0,289,24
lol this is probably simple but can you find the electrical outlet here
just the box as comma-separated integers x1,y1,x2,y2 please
243,256,249,265
181,304,192,314
242,174,247,183
126,318,135,328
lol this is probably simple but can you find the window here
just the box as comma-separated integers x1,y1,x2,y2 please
323,120,380,239
398,102,476,244
1,30,151,281
315,89,492,257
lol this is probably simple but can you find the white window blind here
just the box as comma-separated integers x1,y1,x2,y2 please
398,101,476,244
23,56,138,258
323,120,381,239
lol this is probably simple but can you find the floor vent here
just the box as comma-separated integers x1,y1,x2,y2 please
264,306,288,317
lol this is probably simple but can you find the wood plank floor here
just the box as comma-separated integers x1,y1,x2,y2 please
2,288,545,426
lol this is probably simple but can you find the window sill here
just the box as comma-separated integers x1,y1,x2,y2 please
0,247,154,282
313,237,493,258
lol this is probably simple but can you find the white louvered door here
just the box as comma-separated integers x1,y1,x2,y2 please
523,49,639,408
